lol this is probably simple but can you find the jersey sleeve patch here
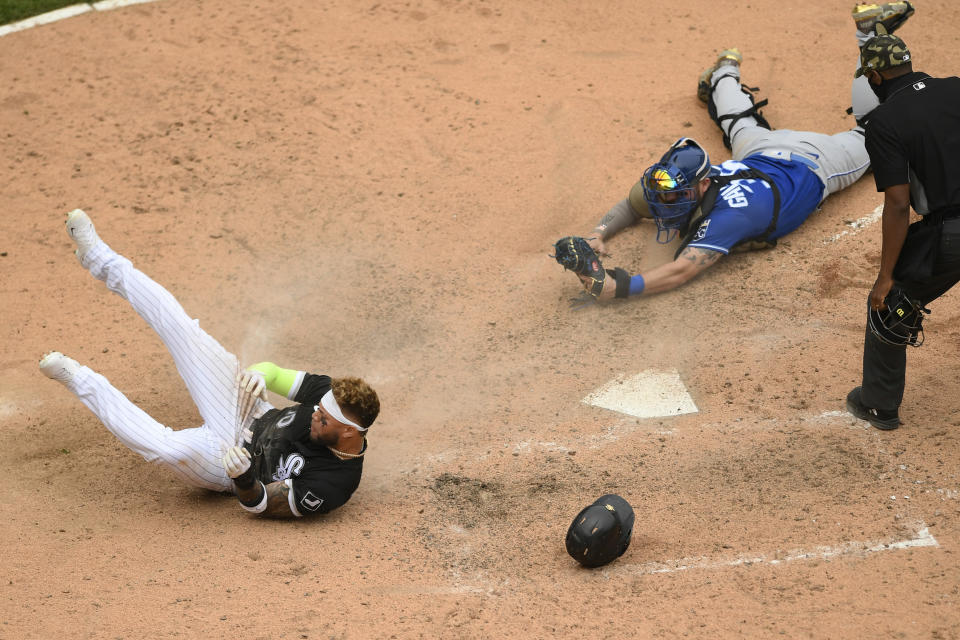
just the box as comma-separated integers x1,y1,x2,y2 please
686,219,731,254
299,491,325,513
286,478,330,517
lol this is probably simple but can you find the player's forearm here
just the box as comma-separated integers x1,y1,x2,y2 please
878,188,911,279
262,481,298,518
596,257,700,300
234,478,265,506
633,262,695,295
248,362,299,398
593,199,641,240
233,479,296,518
630,250,716,296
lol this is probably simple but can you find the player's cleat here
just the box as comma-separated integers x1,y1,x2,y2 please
65,208,103,263
845,386,901,431
852,2,915,36
697,48,742,104
39,351,81,384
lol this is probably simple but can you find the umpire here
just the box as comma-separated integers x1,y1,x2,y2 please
846,28,960,431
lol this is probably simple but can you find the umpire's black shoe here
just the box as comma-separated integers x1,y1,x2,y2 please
846,387,901,431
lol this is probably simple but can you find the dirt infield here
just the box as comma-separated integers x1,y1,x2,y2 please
2,1,960,638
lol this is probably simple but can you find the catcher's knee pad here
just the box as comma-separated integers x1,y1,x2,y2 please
565,494,635,568
708,78,771,150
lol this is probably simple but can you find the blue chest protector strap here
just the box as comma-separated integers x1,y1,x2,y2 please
673,168,781,259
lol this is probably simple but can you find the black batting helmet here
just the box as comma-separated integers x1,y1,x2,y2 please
565,494,635,568
868,287,927,347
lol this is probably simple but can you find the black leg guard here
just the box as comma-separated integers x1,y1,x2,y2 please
706,76,772,150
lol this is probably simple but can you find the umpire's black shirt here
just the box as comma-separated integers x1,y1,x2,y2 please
864,71,960,215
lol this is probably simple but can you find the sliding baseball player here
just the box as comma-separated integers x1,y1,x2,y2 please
40,210,379,518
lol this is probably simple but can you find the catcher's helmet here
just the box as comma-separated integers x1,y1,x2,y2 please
642,138,712,243
868,287,927,347
565,494,635,568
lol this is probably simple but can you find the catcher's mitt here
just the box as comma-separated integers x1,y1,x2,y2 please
552,236,605,298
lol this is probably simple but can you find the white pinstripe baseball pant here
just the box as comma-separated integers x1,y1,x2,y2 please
64,243,269,491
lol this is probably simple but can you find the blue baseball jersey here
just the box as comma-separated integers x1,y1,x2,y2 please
686,155,824,254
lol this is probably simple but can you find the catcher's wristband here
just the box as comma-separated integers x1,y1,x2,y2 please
239,481,268,513
608,268,632,299
231,466,258,491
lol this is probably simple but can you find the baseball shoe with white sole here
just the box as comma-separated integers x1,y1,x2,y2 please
39,351,80,384
697,48,742,103
65,208,103,264
852,2,915,36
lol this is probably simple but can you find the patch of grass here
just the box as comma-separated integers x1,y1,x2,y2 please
0,0,84,26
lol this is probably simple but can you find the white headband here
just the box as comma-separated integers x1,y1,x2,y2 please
320,389,366,431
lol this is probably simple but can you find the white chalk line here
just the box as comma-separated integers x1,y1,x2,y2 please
609,524,938,577
0,0,158,38
825,204,883,243
392,526,939,594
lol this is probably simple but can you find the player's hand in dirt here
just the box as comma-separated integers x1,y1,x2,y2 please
577,272,615,301
587,235,609,257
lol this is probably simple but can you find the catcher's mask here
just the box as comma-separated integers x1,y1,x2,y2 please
565,494,635,568
868,287,928,347
642,137,711,244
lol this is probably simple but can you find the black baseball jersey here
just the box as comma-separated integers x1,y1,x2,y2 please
248,373,364,517
864,72,960,214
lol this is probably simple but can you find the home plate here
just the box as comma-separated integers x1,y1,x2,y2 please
583,370,698,418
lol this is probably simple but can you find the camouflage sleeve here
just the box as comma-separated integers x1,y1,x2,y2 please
627,181,654,220
594,198,647,240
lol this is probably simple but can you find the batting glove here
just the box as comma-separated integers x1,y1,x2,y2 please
236,369,267,428
223,446,252,478
223,445,257,490
238,369,267,400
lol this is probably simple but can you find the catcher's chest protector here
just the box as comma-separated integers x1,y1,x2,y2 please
673,168,781,259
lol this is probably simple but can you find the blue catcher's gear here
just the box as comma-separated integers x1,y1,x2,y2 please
642,138,711,243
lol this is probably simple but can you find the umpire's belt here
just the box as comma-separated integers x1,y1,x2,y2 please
922,205,960,224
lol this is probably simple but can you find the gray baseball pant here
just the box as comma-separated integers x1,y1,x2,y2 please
709,62,872,200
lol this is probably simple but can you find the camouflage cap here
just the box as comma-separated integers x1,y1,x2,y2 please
855,30,912,78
